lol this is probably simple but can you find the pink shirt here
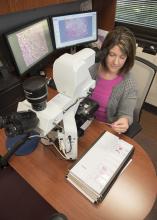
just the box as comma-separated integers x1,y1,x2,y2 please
91,74,123,122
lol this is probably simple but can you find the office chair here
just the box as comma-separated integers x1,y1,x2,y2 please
125,56,157,138
89,55,157,138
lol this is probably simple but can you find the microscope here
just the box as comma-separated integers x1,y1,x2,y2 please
17,48,98,160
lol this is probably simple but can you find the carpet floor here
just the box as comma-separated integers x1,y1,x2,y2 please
0,165,58,220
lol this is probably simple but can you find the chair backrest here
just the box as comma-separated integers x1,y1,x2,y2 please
89,62,99,79
130,56,157,122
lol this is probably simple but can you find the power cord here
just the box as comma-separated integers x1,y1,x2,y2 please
40,135,68,160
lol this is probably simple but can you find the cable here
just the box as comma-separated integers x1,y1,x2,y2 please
28,134,41,139
65,135,72,154
40,135,68,160
51,143,67,160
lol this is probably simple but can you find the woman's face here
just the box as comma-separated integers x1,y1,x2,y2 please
106,45,127,74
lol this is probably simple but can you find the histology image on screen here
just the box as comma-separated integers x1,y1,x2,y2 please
59,16,93,43
17,23,49,67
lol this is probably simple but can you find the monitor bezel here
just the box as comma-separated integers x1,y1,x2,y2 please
5,17,54,77
50,10,98,50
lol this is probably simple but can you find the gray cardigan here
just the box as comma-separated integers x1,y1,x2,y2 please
95,72,137,125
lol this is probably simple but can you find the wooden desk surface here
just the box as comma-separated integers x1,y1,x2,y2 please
0,88,156,220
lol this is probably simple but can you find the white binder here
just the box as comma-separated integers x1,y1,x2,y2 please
66,131,134,203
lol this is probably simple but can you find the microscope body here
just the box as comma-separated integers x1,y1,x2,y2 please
18,48,96,160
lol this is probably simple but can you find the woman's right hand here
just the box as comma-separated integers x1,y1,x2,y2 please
111,117,129,134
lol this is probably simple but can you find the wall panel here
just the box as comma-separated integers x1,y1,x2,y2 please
0,0,75,15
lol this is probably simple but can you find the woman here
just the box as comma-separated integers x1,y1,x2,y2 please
91,26,137,134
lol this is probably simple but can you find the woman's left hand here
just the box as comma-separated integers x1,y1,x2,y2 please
111,117,129,134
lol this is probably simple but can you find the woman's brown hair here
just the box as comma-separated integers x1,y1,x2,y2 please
100,26,136,74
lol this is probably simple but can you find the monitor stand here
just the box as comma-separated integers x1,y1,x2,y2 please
47,77,57,90
0,68,11,80
0,60,11,81
70,46,77,54
0,61,21,92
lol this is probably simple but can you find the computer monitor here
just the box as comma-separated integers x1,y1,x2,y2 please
51,11,97,50
5,18,54,76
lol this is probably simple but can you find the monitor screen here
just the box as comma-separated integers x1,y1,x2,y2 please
5,18,54,76
51,11,97,49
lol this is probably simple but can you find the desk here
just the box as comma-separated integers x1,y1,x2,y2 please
0,88,156,220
